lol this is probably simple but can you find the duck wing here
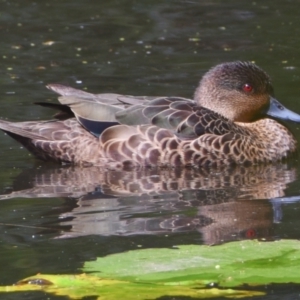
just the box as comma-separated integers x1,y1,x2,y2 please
47,84,242,140
34,102,74,120
47,84,157,135
171,105,241,139
140,97,242,140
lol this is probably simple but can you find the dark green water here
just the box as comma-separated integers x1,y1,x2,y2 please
1,0,300,299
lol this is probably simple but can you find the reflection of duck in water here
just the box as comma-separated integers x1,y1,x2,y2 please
0,61,300,167
0,164,297,244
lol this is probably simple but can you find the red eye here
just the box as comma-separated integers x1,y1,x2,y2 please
243,83,253,93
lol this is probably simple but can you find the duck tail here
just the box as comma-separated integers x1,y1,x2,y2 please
0,120,46,141
0,119,54,161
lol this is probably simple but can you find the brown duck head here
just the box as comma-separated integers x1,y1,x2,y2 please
194,61,300,123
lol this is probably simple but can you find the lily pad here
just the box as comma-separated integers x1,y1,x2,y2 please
0,240,300,299
0,273,263,299
84,240,300,287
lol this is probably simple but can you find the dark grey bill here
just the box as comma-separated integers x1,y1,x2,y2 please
266,97,300,122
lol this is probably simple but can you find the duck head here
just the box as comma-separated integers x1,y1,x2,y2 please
194,61,300,123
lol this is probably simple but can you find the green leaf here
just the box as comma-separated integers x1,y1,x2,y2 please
0,273,263,299
84,240,300,287
1,240,300,299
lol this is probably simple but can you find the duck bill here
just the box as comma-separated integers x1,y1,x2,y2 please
266,97,300,123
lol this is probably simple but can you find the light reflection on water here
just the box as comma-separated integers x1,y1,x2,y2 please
0,163,297,245
1,0,300,298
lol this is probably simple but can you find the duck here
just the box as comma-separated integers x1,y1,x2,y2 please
0,61,300,168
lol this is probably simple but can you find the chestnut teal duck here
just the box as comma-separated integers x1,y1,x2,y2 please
0,61,300,168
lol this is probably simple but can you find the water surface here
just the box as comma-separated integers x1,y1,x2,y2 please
1,0,300,299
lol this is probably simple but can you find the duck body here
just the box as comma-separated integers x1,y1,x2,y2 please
0,61,299,168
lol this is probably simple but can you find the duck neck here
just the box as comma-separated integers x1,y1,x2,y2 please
237,118,297,162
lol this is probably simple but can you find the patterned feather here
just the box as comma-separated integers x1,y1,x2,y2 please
0,61,299,168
